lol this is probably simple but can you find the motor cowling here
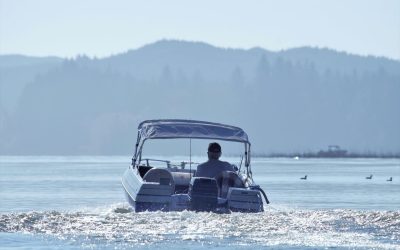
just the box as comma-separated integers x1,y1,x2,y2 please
189,177,218,211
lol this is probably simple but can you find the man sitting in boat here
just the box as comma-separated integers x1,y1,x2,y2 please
195,142,235,178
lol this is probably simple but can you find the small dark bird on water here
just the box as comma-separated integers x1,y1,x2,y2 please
387,177,393,182
300,175,307,180
366,174,373,179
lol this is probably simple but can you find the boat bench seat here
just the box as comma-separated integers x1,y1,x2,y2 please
142,168,176,196
170,172,192,186
143,168,175,185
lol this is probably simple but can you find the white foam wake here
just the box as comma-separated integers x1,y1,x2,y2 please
1,204,399,249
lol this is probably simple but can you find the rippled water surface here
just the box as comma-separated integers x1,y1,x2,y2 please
1,156,399,249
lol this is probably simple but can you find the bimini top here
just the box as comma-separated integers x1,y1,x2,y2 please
137,119,250,144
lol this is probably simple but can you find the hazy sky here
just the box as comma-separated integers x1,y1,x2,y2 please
0,0,399,59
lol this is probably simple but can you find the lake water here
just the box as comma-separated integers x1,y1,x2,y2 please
0,156,399,249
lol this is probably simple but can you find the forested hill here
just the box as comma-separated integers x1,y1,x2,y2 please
0,40,399,155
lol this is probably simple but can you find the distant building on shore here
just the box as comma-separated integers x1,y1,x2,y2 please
317,145,347,158
254,145,399,158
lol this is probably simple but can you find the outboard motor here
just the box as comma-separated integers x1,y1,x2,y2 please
189,177,218,211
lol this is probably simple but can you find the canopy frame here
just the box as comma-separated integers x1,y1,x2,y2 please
131,119,252,178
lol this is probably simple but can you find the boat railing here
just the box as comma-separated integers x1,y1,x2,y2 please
140,158,200,169
141,158,171,168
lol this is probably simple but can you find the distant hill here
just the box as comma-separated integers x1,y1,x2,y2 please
87,40,400,83
0,40,399,155
0,55,62,68
0,55,63,112
280,46,400,76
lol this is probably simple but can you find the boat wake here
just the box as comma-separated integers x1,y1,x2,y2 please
1,204,399,249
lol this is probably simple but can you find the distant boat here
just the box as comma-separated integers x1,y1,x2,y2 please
317,145,347,158
300,175,307,180
387,177,393,182
366,174,373,179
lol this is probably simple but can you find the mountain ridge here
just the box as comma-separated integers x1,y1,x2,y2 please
0,40,399,155
2,39,399,64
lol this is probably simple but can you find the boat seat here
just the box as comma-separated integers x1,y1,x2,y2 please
170,172,192,186
143,168,175,192
215,171,245,198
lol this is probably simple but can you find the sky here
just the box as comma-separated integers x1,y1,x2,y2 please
0,0,399,60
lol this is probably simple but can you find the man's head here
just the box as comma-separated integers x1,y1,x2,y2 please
207,142,221,160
